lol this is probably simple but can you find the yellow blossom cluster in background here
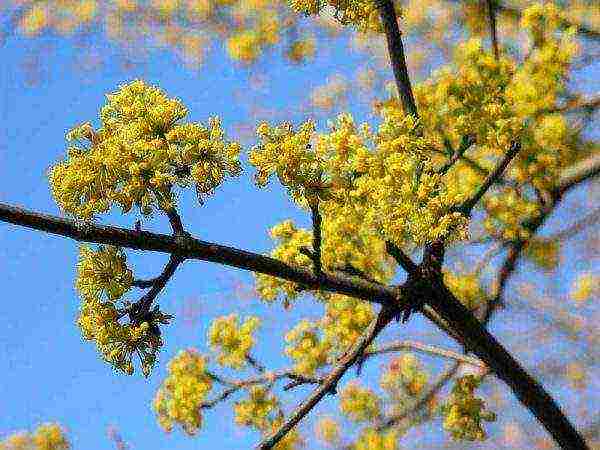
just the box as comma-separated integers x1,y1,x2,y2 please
0,423,69,450
153,349,213,435
354,428,399,450
570,272,599,303
442,375,496,441
208,314,261,368
49,80,241,220
443,270,487,311
284,319,331,374
340,381,382,422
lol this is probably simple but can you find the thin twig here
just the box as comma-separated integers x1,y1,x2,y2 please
437,135,476,176
376,362,460,431
458,141,521,215
364,340,486,368
310,200,323,276
486,0,500,60
256,306,395,449
246,354,266,373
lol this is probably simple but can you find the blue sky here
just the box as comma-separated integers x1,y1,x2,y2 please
0,11,598,450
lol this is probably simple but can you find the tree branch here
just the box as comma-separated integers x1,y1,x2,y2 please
0,202,406,309
364,340,486,368
376,0,418,119
458,141,521,215
256,306,395,449
486,0,500,59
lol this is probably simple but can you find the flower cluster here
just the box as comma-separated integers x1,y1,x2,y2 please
339,381,382,423
75,245,133,301
0,423,69,450
153,349,213,435
380,353,429,400
570,272,599,303
208,314,261,368
353,428,399,450
49,80,241,219
75,245,164,376
523,238,560,270
289,0,400,32
443,271,487,311
315,417,340,445
234,386,280,429
321,294,374,352
284,320,330,375
442,375,496,441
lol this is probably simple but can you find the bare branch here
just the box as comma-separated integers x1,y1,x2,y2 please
376,0,418,119
0,202,406,309
364,340,487,368
256,306,395,449
201,370,323,410
486,0,500,59
246,354,266,373
310,200,323,276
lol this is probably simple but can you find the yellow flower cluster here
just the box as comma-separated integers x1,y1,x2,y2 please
289,0,398,32
208,314,261,368
49,80,241,219
0,423,69,450
227,15,280,62
75,244,161,376
284,320,330,375
286,37,316,63
339,381,382,422
234,386,279,429
153,349,213,435
353,428,399,450
284,294,374,373
443,271,486,311
570,272,599,303
322,294,374,352
315,417,340,445
483,189,540,241
76,245,133,301
352,109,468,245
380,353,428,400
18,1,97,36
442,375,496,441
254,220,314,304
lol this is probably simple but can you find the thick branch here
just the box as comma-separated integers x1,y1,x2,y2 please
425,275,588,449
385,241,419,274
256,307,395,449
0,203,405,309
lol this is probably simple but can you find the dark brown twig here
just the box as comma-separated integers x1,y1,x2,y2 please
458,141,521,215
486,0,500,59
376,0,418,119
